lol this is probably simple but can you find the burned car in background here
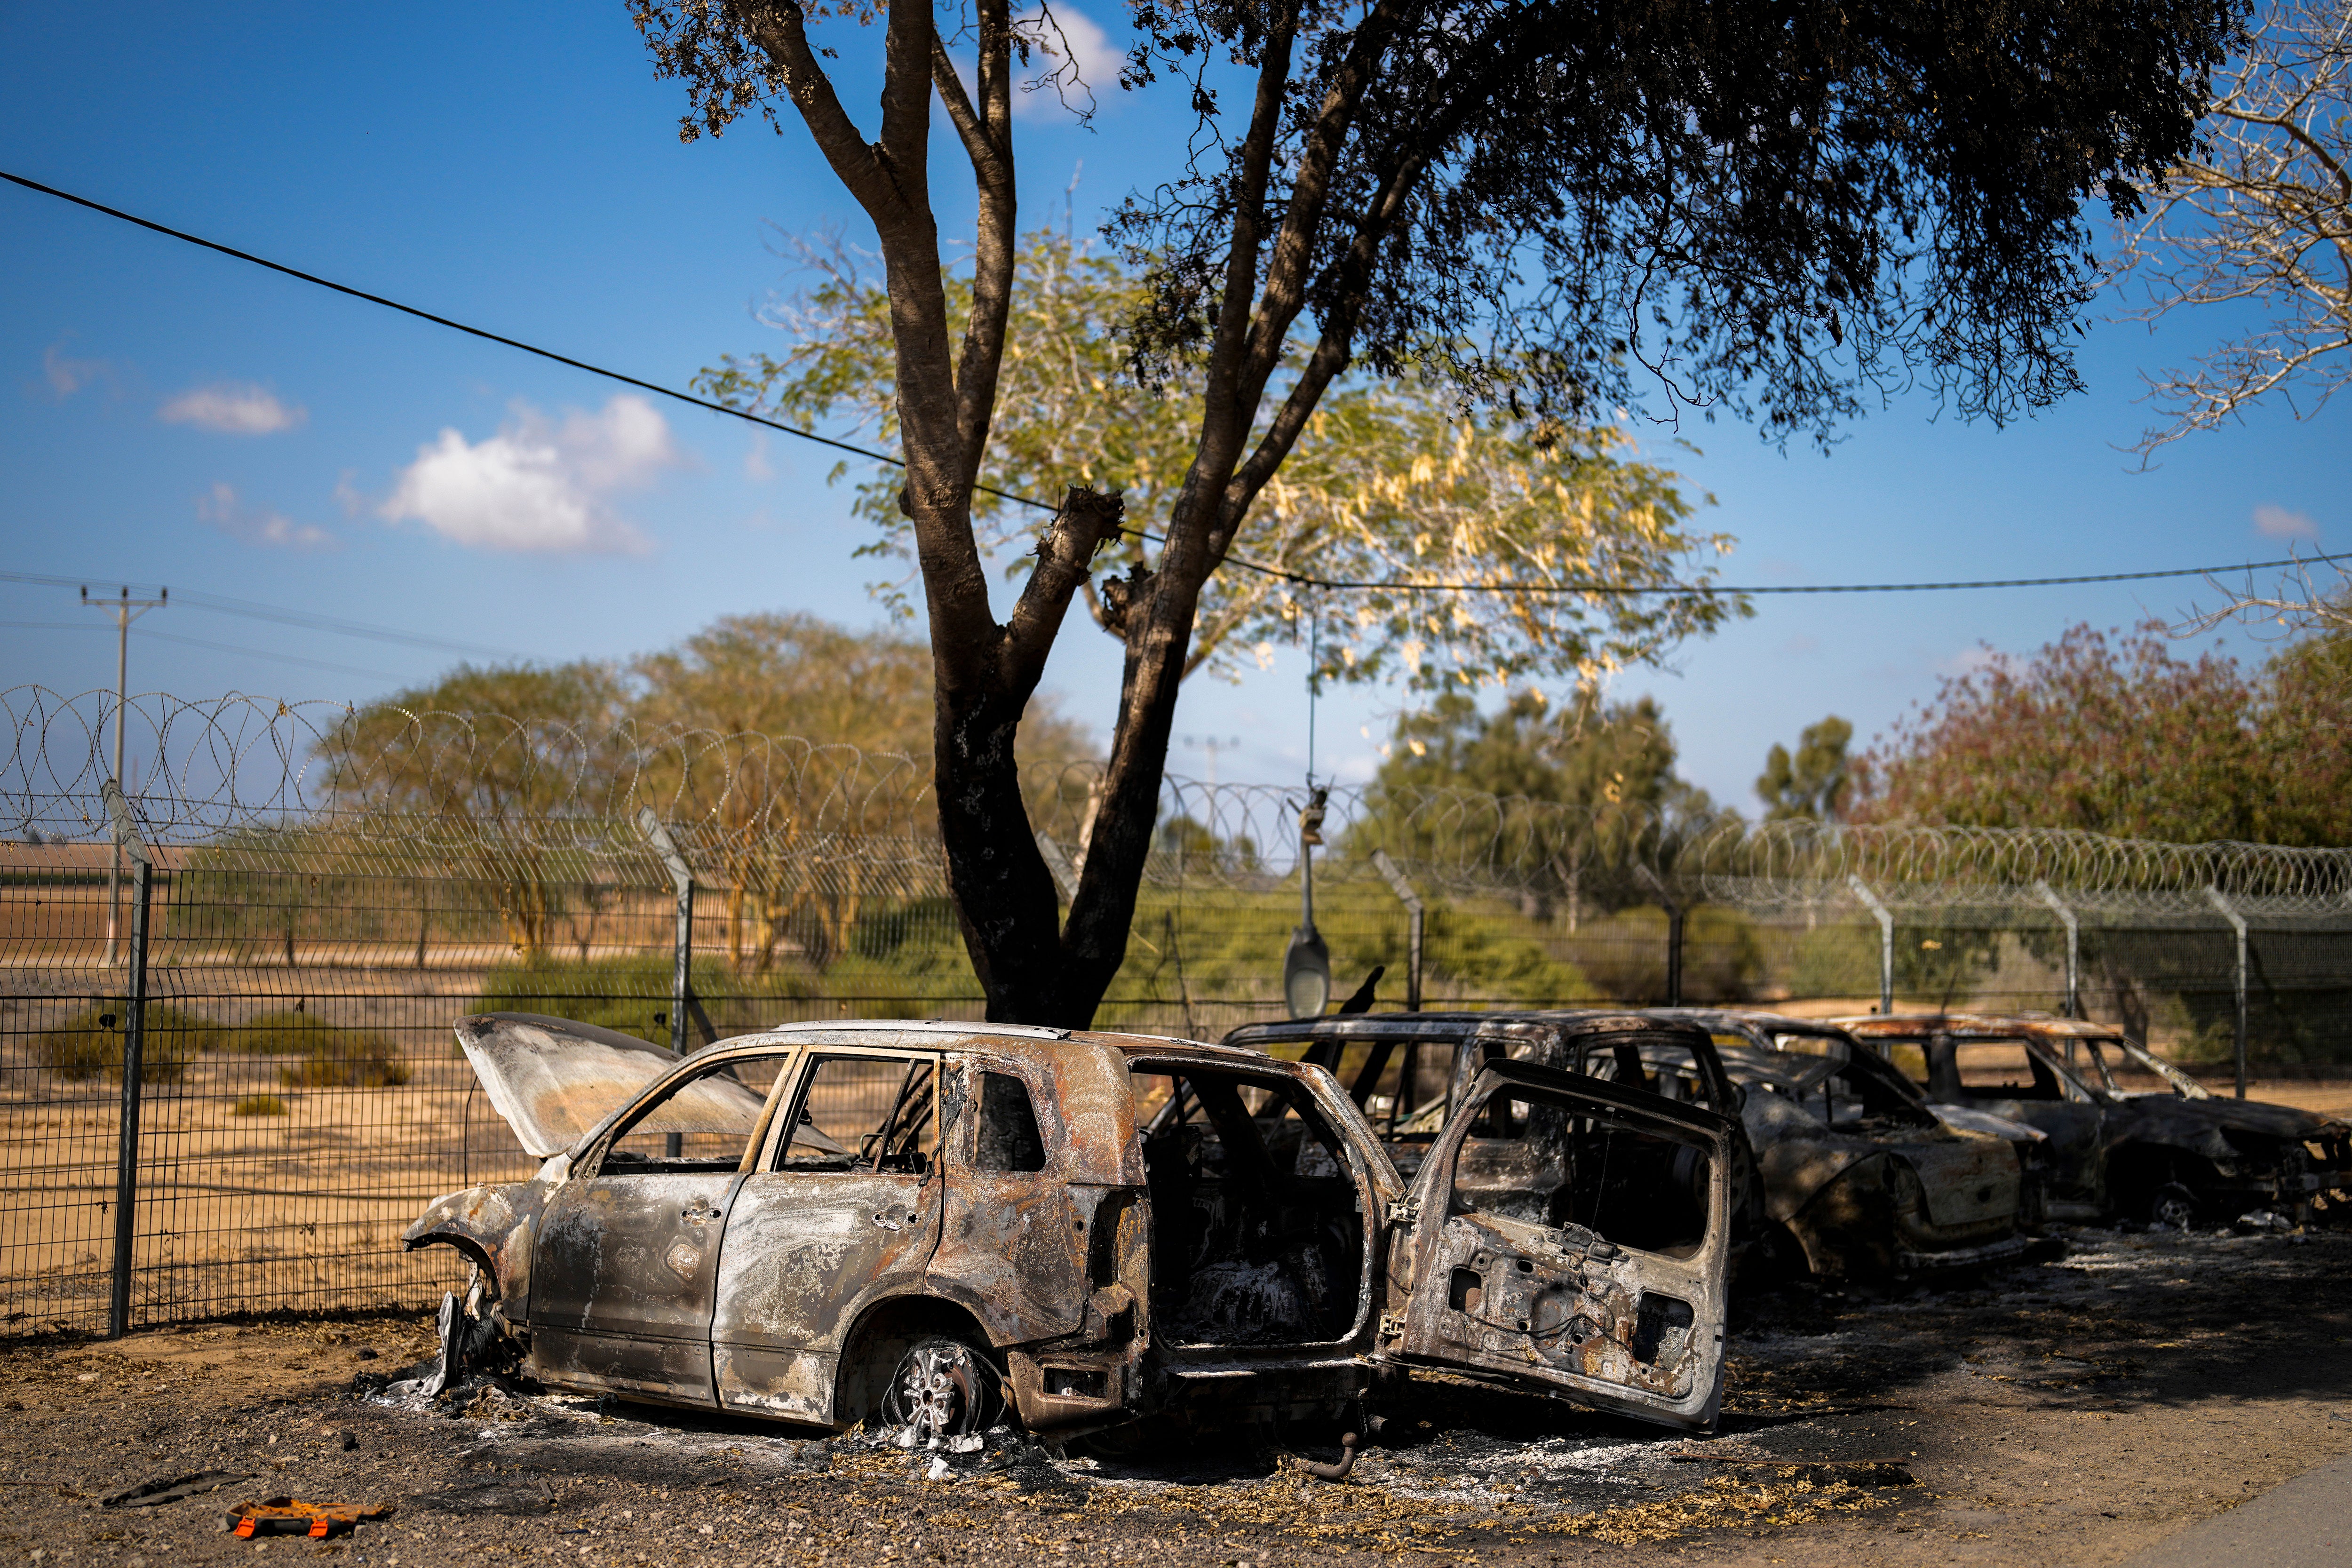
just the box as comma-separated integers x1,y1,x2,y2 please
1228,1009,2035,1282
1647,1010,2042,1277
1835,1013,2352,1228
404,1014,1737,1443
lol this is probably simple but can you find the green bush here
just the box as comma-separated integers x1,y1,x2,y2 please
36,1003,219,1084
1786,922,1882,1003
222,1011,412,1088
230,1094,289,1117
1568,906,1762,1004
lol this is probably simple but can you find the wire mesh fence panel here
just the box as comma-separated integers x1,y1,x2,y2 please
9,687,2352,1335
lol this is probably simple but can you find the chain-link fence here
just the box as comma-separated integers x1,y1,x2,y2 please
6,684,2351,1337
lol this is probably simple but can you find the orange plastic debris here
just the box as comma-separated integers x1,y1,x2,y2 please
223,1497,394,1539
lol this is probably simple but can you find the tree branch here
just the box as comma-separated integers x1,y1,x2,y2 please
744,2,901,222
931,1,1020,489
1003,486,1126,687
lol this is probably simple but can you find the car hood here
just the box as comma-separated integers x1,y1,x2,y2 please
453,1012,685,1158
2117,1092,2344,1142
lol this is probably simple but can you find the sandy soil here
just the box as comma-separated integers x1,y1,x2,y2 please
2,1223,2347,1568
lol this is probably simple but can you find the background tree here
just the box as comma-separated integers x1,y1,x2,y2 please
1366,689,1727,910
631,0,2241,1026
1756,716,1853,822
1848,622,2271,841
704,228,1740,692
2114,0,2352,459
319,661,632,821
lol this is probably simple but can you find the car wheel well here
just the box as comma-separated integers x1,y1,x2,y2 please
836,1297,998,1428
2107,1145,2215,1221
407,1232,498,1290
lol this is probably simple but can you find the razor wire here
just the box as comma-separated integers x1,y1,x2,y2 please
10,684,2352,918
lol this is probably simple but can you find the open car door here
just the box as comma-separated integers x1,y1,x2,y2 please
1382,1059,1732,1431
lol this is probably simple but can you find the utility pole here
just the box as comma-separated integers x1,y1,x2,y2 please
83,585,167,966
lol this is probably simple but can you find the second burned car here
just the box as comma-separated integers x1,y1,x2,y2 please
404,1013,1739,1445
1226,1009,2038,1283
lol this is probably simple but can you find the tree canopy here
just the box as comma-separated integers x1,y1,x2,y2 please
1756,716,1853,822
1850,621,2352,845
1364,689,1728,905
2113,0,2351,457
318,613,1094,825
703,228,1740,693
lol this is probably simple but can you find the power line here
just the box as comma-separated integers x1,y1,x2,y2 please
0,168,1044,513
0,619,406,681
8,167,2345,604
1244,549,2352,597
0,571,520,658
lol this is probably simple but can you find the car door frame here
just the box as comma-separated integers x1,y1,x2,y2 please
526,1042,800,1407
709,1044,950,1425
1382,1058,1734,1432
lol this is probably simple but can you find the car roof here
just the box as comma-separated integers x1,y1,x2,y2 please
1645,1007,1860,1039
696,1018,1266,1061
1224,1010,1718,1048
1830,1012,2129,1044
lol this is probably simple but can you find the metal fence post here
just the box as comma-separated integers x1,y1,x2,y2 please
101,780,151,1339
2203,885,2249,1099
1371,850,1425,1011
1849,875,1894,1014
1634,864,1684,1006
637,809,695,1157
2033,880,2080,1019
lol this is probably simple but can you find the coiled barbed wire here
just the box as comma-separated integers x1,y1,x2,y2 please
8,685,2352,920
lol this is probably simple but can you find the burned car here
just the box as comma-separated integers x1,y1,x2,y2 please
1647,1010,2041,1278
1835,1013,2352,1228
404,1013,1737,1442
1228,1009,2035,1282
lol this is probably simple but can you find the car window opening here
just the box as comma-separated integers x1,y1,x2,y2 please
973,1071,1048,1172
781,1056,938,1174
1131,1067,1366,1348
1454,1092,1711,1260
601,1053,789,1174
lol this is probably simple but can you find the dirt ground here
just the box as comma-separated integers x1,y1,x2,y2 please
2,1224,2348,1568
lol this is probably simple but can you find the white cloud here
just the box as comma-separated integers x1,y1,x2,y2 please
379,395,678,555
2254,503,2319,541
198,483,335,550
160,382,306,434
42,343,111,398
745,431,775,482
1015,6,1122,118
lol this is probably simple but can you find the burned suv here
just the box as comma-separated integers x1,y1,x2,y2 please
1229,1010,2034,1282
1836,1013,2352,1228
405,1014,1736,1441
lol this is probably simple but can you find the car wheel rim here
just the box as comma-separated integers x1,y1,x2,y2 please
890,1342,984,1443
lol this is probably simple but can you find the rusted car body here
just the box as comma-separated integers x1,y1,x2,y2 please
1835,1013,2352,1227
1646,1010,2039,1278
404,1013,1736,1440
1227,1009,2034,1282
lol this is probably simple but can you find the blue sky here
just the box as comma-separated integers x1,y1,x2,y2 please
2,1,2341,811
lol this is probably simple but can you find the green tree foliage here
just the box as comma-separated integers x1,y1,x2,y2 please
702,229,1742,692
1850,621,2352,845
319,661,633,820
1363,690,1730,907
1756,716,1853,822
